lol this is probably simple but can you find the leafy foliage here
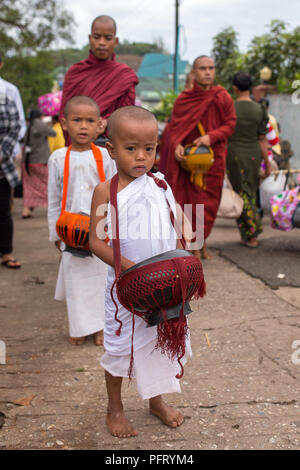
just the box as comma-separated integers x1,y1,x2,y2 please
3,52,55,113
0,0,75,54
152,89,179,121
211,26,244,93
0,0,75,113
245,20,287,85
211,20,300,94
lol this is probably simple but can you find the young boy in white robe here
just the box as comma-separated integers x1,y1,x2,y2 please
89,106,192,438
48,96,116,346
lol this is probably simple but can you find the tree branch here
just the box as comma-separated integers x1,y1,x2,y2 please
0,17,25,30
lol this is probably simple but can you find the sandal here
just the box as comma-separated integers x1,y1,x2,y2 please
2,258,21,269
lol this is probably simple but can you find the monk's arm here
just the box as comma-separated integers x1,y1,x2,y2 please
115,86,136,108
207,95,237,146
89,182,135,271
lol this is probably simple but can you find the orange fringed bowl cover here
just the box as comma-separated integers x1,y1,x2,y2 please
56,211,91,250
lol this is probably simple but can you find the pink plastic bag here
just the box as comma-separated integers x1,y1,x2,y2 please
37,91,62,116
270,186,300,231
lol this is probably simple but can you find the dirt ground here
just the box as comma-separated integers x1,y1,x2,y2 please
0,200,299,450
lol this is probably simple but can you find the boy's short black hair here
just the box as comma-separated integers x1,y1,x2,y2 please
233,72,253,91
64,95,100,117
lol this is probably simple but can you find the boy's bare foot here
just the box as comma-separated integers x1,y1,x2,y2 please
69,336,86,345
200,241,213,260
191,242,212,260
94,330,104,346
106,410,138,438
191,249,201,260
149,396,184,428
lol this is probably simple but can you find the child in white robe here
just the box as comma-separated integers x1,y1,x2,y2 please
48,96,116,345
90,106,192,438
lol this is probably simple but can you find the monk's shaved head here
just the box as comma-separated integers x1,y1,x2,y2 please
64,95,100,117
193,55,214,69
107,106,157,141
91,15,117,34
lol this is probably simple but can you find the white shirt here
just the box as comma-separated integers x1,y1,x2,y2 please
0,77,26,154
48,146,116,242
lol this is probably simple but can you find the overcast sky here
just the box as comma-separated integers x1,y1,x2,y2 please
62,0,300,63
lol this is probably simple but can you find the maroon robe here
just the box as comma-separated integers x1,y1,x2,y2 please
159,82,236,240
60,51,139,141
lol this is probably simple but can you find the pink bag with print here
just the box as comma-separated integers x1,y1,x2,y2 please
37,91,62,116
270,186,300,231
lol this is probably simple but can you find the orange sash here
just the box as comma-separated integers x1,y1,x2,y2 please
56,143,106,251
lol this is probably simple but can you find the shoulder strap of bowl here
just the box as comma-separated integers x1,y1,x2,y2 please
90,143,106,183
146,172,187,250
61,144,106,214
197,121,205,136
110,173,121,278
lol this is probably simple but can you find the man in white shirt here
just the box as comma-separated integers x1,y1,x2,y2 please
0,79,21,268
0,54,26,158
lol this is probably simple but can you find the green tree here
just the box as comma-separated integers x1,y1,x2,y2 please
0,0,75,54
211,26,244,92
211,20,300,94
211,27,239,71
244,20,300,92
153,89,179,122
49,47,88,84
0,0,75,113
284,26,300,77
3,52,55,113
245,20,287,86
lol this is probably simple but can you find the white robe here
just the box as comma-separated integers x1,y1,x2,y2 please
48,146,116,337
101,172,191,398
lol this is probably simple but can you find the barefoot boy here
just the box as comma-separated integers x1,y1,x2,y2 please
48,96,116,346
89,106,191,438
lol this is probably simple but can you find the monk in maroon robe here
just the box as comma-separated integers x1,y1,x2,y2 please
159,56,236,259
60,15,138,142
